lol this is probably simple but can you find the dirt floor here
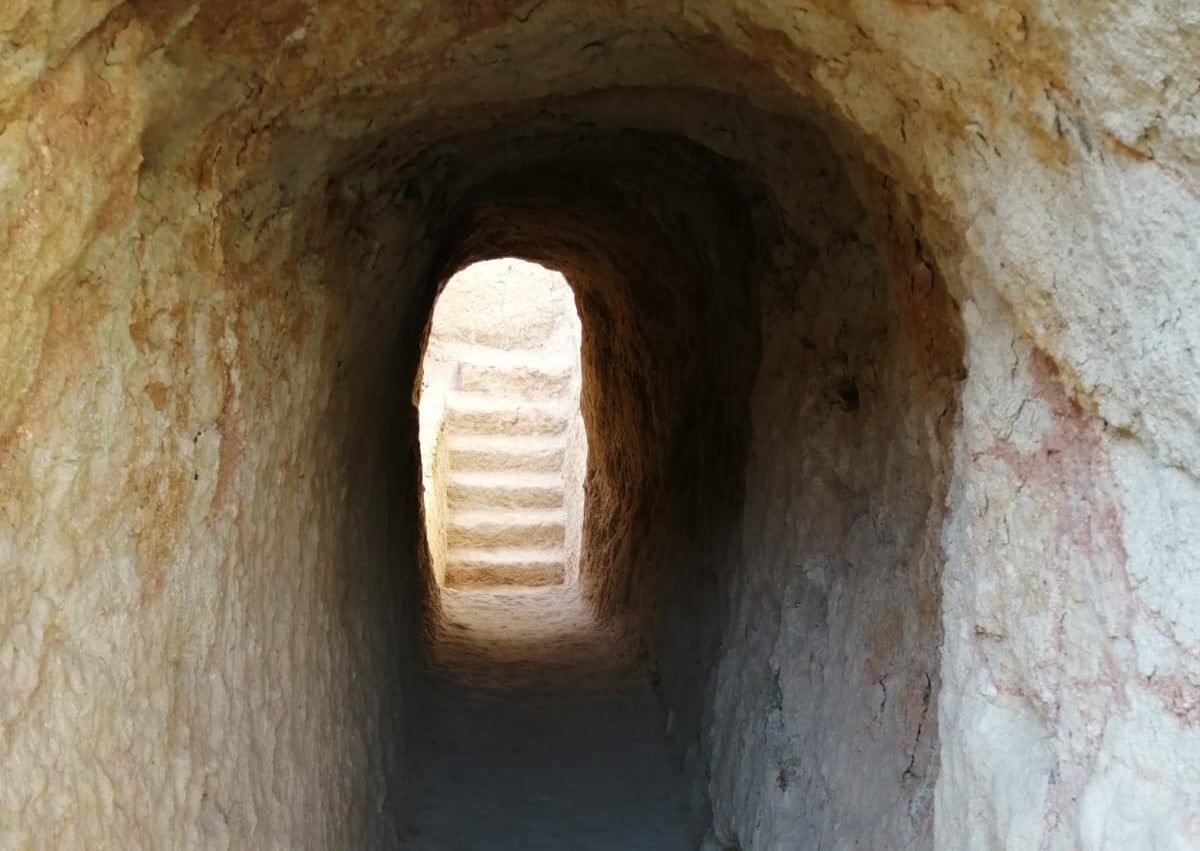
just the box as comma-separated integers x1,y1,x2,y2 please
401,586,701,850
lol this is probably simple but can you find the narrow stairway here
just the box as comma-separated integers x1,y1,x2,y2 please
441,352,577,589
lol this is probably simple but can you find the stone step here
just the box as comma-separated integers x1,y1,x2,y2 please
443,547,566,588
446,509,566,549
447,471,565,510
456,361,574,399
443,393,571,436
445,435,567,474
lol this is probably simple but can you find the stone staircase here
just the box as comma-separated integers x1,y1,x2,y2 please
440,356,577,588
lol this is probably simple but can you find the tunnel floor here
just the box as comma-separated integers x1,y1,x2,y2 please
401,586,698,849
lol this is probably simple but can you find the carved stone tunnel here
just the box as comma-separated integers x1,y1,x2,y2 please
2,3,1198,850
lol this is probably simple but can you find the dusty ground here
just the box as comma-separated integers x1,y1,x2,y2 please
401,587,701,850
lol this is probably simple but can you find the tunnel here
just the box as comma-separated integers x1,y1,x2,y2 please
3,3,1200,850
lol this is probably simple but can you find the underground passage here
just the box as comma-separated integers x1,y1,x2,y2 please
2,3,1199,850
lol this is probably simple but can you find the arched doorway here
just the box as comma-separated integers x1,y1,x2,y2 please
417,258,587,590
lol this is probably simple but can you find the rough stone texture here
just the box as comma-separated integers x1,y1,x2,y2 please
562,405,587,588
425,259,577,351
1,2,1197,849
408,584,699,848
703,139,962,850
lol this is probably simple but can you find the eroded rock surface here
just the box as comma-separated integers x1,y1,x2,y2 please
1,2,1197,849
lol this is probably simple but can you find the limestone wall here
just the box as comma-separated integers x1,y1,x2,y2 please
697,135,961,848
1,2,1197,849
562,408,588,587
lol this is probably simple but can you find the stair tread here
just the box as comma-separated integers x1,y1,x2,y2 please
447,546,566,563
446,433,567,450
444,437,568,474
435,341,576,368
448,470,563,486
457,361,573,378
443,562,566,589
447,472,565,509
446,510,566,548
448,509,566,525
443,395,571,436
457,361,575,399
444,392,567,411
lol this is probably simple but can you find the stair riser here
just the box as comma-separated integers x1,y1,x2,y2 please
448,482,564,510
446,444,566,473
444,563,566,588
457,363,574,399
447,521,565,549
444,406,571,436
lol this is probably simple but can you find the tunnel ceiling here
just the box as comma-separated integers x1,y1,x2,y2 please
31,0,983,299
18,0,1192,461
9,1,1198,471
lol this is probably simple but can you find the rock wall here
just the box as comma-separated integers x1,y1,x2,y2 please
703,143,964,849
1,2,1197,849
0,102,430,846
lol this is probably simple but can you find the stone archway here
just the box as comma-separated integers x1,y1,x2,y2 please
417,257,586,590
